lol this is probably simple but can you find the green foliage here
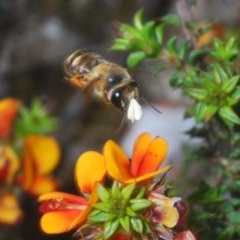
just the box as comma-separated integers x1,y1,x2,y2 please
111,8,240,240
14,99,58,138
111,9,180,68
88,182,151,239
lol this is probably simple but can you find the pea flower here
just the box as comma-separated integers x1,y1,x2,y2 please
0,98,21,139
148,191,181,228
38,151,106,234
0,145,22,225
0,192,23,226
38,132,195,240
104,132,171,184
17,135,61,196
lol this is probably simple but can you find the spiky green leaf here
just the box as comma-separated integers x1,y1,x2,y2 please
97,183,110,202
121,183,136,200
127,51,146,68
104,219,119,239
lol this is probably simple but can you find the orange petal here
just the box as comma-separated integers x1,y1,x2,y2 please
103,140,133,183
0,192,23,225
38,191,87,204
138,137,168,176
24,135,61,174
40,210,83,234
1,145,20,184
75,151,106,194
18,149,34,190
124,165,171,184
131,132,152,177
29,176,58,196
70,186,99,229
39,191,91,233
0,98,21,139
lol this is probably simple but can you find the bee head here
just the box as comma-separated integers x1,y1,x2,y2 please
111,82,142,122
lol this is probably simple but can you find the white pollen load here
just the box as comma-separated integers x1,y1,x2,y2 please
127,98,142,122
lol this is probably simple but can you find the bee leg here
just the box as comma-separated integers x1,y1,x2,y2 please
68,75,89,88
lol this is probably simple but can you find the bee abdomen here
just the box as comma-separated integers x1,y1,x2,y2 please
63,49,106,77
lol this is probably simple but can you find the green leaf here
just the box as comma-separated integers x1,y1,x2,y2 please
155,24,164,44
219,106,240,125
121,183,136,200
93,202,111,212
104,219,119,239
231,87,240,100
88,209,109,223
188,181,226,204
135,187,147,199
222,75,239,93
14,99,58,137
142,21,155,38
226,211,240,224
120,23,142,39
111,38,130,51
204,104,218,121
126,206,138,217
195,102,209,121
97,183,110,202
166,36,177,53
161,14,180,26
178,42,189,60
111,181,121,198
129,199,152,211
188,48,209,64
130,217,144,234
133,9,143,29
187,88,208,101
119,216,130,232
127,51,146,68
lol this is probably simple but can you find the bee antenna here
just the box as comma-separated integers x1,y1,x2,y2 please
140,97,162,114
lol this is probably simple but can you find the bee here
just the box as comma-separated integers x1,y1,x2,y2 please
63,49,142,122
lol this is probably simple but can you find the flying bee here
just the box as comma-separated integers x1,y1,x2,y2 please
63,49,142,122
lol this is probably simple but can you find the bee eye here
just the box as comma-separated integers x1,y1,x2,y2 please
111,91,124,110
108,75,123,84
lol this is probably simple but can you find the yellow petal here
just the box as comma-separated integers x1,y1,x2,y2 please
30,176,58,196
0,192,23,225
103,140,133,183
75,151,106,194
161,205,179,227
40,210,83,234
24,135,60,174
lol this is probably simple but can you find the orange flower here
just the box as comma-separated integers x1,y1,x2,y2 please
17,135,60,196
0,98,21,139
0,145,20,184
38,151,106,234
0,192,23,225
104,132,170,184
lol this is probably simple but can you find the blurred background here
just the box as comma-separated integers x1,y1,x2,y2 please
1,0,240,239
